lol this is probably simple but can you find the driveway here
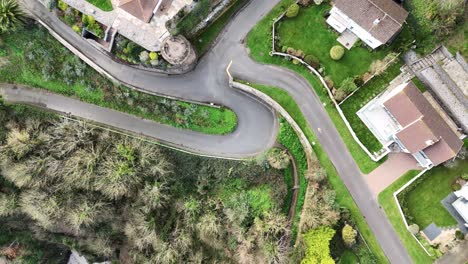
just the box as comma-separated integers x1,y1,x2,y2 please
20,0,412,263
366,152,420,196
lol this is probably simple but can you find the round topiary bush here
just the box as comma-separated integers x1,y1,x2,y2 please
286,4,300,18
330,45,345,60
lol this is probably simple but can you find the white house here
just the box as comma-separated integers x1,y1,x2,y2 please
453,183,468,227
326,0,408,49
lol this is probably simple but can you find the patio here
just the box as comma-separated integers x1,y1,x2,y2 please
337,30,358,50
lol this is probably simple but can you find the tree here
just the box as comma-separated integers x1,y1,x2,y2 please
339,77,357,93
330,45,344,60
267,148,290,169
342,224,357,247
334,88,347,102
0,0,26,33
301,226,335,264
286,4,300,18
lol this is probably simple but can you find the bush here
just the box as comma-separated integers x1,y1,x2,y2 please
149,52,158,60
267,148,290,170
139,51,149,63
353,76,364,87
330,45,345,60
342,224,357,247
301,227,335,263
72,24,81,34
292,59,300,65
286,4,300,18
408,224,419,235
461,173,468,180
334,88,347,101
452,182,462,191
339,77,357,93
57,0,68,11
304,55,319,68
298,0,312,6
455,230,464,240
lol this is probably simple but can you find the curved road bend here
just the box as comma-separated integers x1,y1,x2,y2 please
21,0,411,263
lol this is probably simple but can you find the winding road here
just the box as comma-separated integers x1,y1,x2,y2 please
17,0,412,263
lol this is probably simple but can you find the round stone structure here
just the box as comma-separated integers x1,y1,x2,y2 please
160,35,197,67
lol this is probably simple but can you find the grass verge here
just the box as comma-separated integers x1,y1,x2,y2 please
0,25,236,135
247,83,388,264
192,0,248,55
378,170,435,264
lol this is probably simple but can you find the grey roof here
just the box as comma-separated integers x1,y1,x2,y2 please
422,223,442,241
334,0,408,43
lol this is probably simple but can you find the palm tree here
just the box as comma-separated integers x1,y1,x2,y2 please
0,0,26,33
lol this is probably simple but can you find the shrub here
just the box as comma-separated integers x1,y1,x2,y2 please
324,76,333,88
353,76,364,87
342,224,357,247
339,77,357,93
304,55,320,68
334,88,347,101
455,230,464,240
292,59,300,65
298,0,312,6
452,182,462,191
295,49,305,59
72,24,81,33
301,227,335,263
286,4,300,18
149,52,158,60
313,0,324,5
139,51,149,63
461,173,468,180
330,45,344,60
408,224,419,235
286,47,296,55
57,0,68,11
267,148,290,170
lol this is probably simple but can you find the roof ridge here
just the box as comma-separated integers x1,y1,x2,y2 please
367,0,402,26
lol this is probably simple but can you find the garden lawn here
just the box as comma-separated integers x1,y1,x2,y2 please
0,25,236,135
276,4,388,85
193,0,248,55
85,0,113,11
399,159,468,228
339,61,403,153
246,0,383,173
247,83,388,264
378,170,434,264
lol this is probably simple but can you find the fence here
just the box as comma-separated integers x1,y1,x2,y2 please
270,9,389,162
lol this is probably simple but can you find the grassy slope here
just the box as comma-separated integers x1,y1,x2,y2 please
402,159,468,228
85,0,113,11
0,26,236,135
192,0,247,55
276,4,387,84
248,83,388,264
246,0,381,173
378,170,435,264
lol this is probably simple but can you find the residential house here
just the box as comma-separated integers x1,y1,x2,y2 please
117,0,162,23
326,0,408,49
357,81,464,168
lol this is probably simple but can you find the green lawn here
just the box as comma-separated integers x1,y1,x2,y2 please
246,82,388,264
399,159,468,228
246,0,382,173
412,76,428,93
338,250,359,264
276,4,387,85
378,170,435,264
85,0,113,11
339,61,403,153
193,0,248,55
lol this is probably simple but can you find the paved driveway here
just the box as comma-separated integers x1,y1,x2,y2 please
366,152,420,196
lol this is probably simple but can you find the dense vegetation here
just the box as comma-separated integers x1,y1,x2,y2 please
0,101,290,263
0,23,237,134
246,83,384,263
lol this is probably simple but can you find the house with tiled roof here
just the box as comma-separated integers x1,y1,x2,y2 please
326,0,408,49
117,0,161,23
357,81,464,168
